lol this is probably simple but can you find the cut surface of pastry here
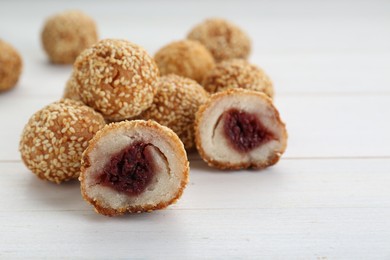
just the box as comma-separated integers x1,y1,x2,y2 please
80,120,189,216
195,89,287,170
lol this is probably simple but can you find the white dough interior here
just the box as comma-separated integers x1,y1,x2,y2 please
199,94,286,165
84,126,185,210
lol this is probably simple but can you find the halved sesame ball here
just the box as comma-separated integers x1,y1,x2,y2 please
154,40,215,83
80,120,189,216
74,39,159,121
202,59,274,98
187,18,251,62
0,40,22,92
41,10,98,64
19,99,106,183
195,89,287,170
140,74,209,149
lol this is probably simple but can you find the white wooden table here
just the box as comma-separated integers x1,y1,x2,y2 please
1,0,390,258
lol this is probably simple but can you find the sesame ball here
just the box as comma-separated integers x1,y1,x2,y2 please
154,40,215,83
41,10,98,64
74,39,159,121
63,73,81,101
140,74,209,149
19,99,106,183
202,59,274,98
187,18,251,62
0,40,22,92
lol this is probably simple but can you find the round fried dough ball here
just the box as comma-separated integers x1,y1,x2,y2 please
19,99,106,183
74,39,159,121
0,40,22,92
187,18,251,62
140,74,209,149
154,40,214,83
63,73,82,101
202,59,274,98
41,10,98,64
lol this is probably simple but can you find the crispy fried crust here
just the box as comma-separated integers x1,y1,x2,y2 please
63,73,82,101
0,40,22,92
140,74,209,150
74,39,159,121
41,10,98,64
187,18,251,62
194,89,288,170
19,99,106,183
154,40,215,83
80,120,189,216
202,59,274,98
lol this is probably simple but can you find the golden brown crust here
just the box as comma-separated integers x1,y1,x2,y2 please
63,73,82,101
87,185,186,216
154,40,215,83
80,120,189,216
74,39,159,121
139,75,209,149
41,10,98,64
19,99,106,183
194,89,287,170
202,59,274,98
187,18,251,62
0,40,22,92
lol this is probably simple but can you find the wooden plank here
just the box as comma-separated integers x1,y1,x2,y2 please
275,95,390,158
2,95,390,161
0,159,389,258
0,1,389,258
1,159,390,212
6,51,390,98
0,1,389,98
1,208,389,259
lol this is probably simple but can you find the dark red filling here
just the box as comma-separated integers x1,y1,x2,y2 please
99,142,154,196
223,109,273,152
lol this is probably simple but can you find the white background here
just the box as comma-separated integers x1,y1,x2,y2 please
1,0,390,258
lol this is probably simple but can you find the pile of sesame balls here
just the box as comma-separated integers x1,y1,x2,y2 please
13,10,278,184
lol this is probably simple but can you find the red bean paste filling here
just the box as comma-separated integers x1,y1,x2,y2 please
99,142,155,196
223,108,274,152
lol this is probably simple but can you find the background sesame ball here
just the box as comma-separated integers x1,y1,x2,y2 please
187,18,251,62
140,74,209,149
202,59,274,98
0,40,22,92
19,99,106,183
154,40,215,83
41,10,98,64
74,39,159,121
63,73,82,101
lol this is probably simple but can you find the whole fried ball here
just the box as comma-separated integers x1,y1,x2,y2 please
154,40,215,83
19,99,106,183
74,39,159,121
0,40,22,92
202,59,274,98
63,73,82,101
41,10,98,64
140,74,209,149
187,18,251,62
